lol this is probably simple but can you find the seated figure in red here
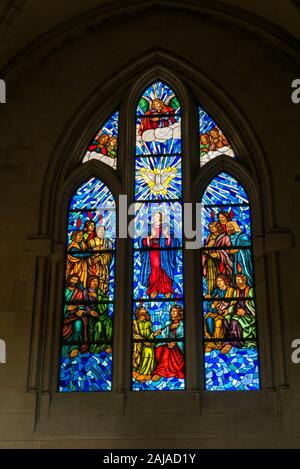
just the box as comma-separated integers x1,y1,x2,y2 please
152,304,184,382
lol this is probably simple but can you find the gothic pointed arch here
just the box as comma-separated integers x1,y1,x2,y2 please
29,55,277,407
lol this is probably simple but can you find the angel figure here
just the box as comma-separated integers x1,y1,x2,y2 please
137,88,181,146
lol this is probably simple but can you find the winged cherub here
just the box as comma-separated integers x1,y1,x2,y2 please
137,88,181,145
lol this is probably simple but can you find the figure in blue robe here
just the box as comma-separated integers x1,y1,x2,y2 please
227,221,253,287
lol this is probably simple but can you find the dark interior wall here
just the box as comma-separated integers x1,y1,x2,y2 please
0,6,300,448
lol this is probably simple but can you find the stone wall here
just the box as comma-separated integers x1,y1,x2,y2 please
0,4,300,448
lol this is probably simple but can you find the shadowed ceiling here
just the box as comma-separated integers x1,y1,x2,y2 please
0,0,299,70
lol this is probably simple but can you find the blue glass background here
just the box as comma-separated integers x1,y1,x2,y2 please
70,177,116,211
205,347,259,391
202,172,249,206
132,374,185,391
59,351,112,392
92,111,119,139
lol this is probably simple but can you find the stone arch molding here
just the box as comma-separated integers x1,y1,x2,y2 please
39,49,274,239
2,0,300,83
25,50,291,426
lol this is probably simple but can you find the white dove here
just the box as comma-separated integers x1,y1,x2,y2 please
138,166,177,196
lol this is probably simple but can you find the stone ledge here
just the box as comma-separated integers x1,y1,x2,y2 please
23,236,64,260
46,389,276,417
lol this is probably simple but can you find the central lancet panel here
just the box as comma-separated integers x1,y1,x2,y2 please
131,81,185,391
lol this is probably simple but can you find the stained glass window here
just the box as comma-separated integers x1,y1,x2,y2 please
132,81,185,391
59,177,116,392
199,106,235,167
82,111,119,169
58,79,261,394
201,172,260,391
